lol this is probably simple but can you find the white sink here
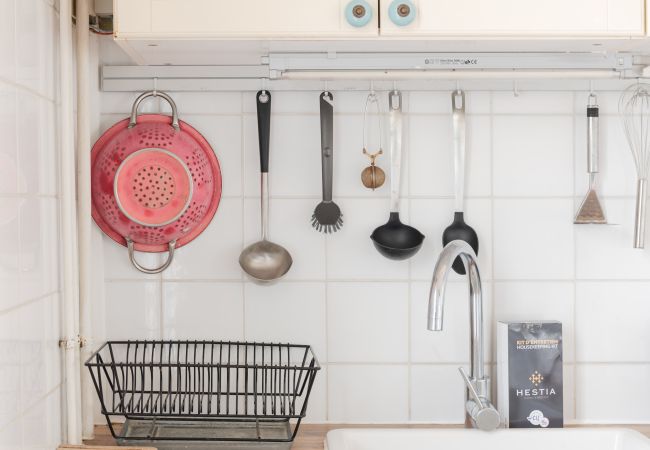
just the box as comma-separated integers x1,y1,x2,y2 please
325,428,650,450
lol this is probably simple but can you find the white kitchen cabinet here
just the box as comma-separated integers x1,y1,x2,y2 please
380,0,644,37
111,0,647,65
114,0,380,39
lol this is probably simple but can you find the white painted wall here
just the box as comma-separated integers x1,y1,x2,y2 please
94,39,650,425
0,0,63,447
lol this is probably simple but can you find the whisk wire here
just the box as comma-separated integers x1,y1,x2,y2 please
621,85,650,179
620,83,650,248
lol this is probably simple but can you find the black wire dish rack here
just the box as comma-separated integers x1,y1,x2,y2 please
86,340,320,449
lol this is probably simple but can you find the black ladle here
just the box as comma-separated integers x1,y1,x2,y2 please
371,90,424,260
443,90,478,274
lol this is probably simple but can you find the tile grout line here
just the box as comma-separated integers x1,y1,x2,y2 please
572,90,579,422
405,90,413,422
0,289,60,316
324,217,330,422
323,88,332,422
156,97,165,340
489,90,497,399
0,76,57,104
316,361,647,366
103,277,650,283
99,110,631,118
10,87,19,195
14,158,23,432
204,194,641,200
240,92,247,342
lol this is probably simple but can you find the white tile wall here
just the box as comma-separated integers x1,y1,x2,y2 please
576,364,650,423
328,365,409,422
493,115,574,197
0,0,62,447
576,282,650,362
493,199,574,279
244,282,327,361
327,282,409,363
95,40,650,428
163,282,244,340
104,281,161,340
0,86,19,195
410,365,466,422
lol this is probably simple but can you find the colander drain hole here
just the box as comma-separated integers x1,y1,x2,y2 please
131,165,176,208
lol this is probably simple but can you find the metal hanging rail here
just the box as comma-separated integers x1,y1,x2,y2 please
268,52,633,71
101,52,640,92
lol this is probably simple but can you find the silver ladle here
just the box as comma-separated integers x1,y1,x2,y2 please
239,91,293,281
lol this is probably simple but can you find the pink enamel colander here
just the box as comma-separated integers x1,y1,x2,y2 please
91,91,222,274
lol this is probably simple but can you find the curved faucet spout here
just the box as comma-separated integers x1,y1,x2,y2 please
427,240,486,391
427,240,498,430
427,240,479,332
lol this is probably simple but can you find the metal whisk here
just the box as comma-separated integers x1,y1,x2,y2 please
620,83,650,248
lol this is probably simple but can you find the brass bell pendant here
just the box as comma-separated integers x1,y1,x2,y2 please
361,91,385,190
361,148,385,190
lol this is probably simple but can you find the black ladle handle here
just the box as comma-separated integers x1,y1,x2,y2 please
257,90,271,174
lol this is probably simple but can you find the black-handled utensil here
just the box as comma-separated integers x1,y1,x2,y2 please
257,90,271,173
239,90,293,282
312,91,343,233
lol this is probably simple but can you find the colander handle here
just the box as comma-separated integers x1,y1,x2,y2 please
128,91,180,131
126,238,176,274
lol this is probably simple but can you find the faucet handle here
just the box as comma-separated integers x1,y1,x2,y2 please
458,367,484,407
458,367,501,431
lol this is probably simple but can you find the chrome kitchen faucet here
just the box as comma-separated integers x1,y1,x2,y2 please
428,240,500,431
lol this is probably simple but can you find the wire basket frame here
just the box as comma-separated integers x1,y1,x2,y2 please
86,340,320,444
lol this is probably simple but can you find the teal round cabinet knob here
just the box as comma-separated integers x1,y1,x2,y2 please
345,0,373,27
388,0,416,26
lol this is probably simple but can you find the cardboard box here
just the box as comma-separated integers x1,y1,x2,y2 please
497,321,563,428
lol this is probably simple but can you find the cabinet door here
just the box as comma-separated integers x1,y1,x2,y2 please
379,0,644,36
114,0,379,38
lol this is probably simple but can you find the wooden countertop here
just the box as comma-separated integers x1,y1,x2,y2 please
84,423,650,450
